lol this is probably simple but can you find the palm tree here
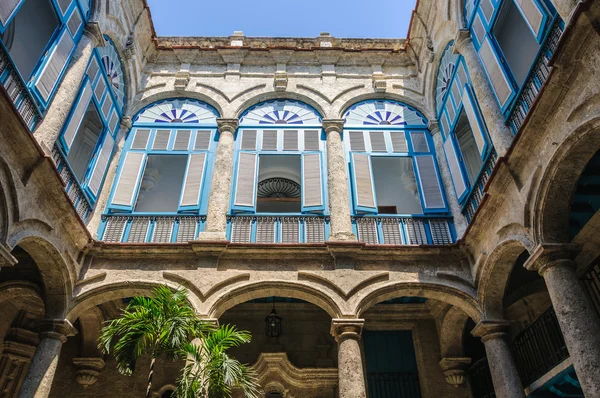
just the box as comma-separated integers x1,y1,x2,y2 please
98,286,259,398
175,325,261,398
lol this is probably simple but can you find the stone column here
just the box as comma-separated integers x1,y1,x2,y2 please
87,116,132,235
198,119,239,241
18,320,76,398
525,244,600,397
453,30,513,156
472,321,525,398
34,22,105,152
331,319,366,398
430,121,467,237
322,119,356,241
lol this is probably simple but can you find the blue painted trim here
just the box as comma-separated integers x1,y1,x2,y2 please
342,99,429,128
349,153,378,214
133,98,220,124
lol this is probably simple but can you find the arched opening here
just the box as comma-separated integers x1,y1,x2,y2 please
568,150,600,239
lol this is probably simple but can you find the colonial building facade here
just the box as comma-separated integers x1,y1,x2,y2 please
0,0,599,397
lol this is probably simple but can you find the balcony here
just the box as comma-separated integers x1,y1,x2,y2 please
99,215,206,243
52,146,93,223
462,150,498,224
352,216,455,245
366,372,421,398
0,42,41,131
468,358,495,398
228,215,329,244
507,18,563,134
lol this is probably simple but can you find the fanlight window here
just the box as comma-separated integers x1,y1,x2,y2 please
240,100,322,126
96,37,126,112
435,42,459,114
135,99,218,124
343,101,427,127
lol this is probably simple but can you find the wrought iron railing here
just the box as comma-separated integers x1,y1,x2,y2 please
52,146,93,223
228,215,329,244
366,372,421,398
352,216,455,245
581,263,600,319
511,307,568,387
0,41,41,130
462,150,498,223
468,358,496,398
507,18,563,134
99,215,206,243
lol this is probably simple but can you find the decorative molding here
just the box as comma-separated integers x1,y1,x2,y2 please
83,22,104,47
162,271,250,301
298,271,389,300
439,357,471,387
73,357,105,388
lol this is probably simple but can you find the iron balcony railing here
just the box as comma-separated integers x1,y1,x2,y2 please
462,150,498,224
581,263,600,319
228,215,329,244
99,214,207,243
0,41,41,131
507,18,563,134
468,358,496,398
511,307,569,387
52,146,93,223
366,372,421,398
352,216,455,245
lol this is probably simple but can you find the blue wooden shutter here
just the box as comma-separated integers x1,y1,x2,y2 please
179,153,206,210
34,29,75,103
414,155,446,212
62,80,93,152
111,152,145,209
462,87,488,157
514,0,548,41
0,0,23,28
478,36,515,109
88,133,114,198
350,153,377,214
443,138,468,201
232,152,258,213
301,153,324,213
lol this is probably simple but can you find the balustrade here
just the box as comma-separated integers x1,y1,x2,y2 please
99,215,206,243
52,146,93,223
366,372,421,398
462,150,498,223
352,216,455,245
228,215,329,244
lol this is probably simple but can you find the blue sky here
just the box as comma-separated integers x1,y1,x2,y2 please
147,0,417,38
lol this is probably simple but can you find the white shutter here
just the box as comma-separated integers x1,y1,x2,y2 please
283,130,299,151
391,132,408,153
94,78,106,102
262,130,278,150
35,30,75,102
0,0,22,26
108,112,119,133
63,81,93,150
112,152,145,207
131,129,150,150
514,0,546,39
444,139,468,199
414,155,445,210
66,8,82,37
462,90,486,156
173,130,191,151
234,153,258,208
180,153,206,207
57,0,72,15
472,14,486,46
240,130,257,150
88,134,115,196
302,154,323,209
304,130,320,151
369,132,387,152
351,153,376,211
410,132,430,152
86,57,99,83
479,37,513,108
194,130,212,150
152,130,171,150
349,131,366,151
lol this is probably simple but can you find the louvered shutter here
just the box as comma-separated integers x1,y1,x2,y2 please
410,131,430,152
57,0,73,15
88,133,115,197
514,0,547,41
304,130,320,151
173,130,191,151
462,88,487,156
153,130,171,150
240,130,257,150
62,80,93,151
283,130,299,151
369,132,387,152
233,152,258,212
179,153,206,208
444,139,468,200
302,153,324,212
414,155,446,211
131,129,150,150
35,29,75,102
66,7,83,37
391,132,409,153
194,131,212,150
0,0,22,26
112,152,145,208
478,37,514,108
349,131,366,152
350,153,377,213
262,130,278,150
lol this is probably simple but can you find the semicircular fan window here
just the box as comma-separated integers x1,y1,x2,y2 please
134,99,218,124
257,178,301,198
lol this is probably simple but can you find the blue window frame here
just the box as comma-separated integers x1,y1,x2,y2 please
56,36,124,206
436,42,492,204
230,99,327,216
107,98,219,216
343,100,449,216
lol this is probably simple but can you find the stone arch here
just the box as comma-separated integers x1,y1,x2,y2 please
76,306,105,357
439,305,470,357
129,92,224,123
0,158,19,243
534,117,600,244
478,237,531,319
233,92,328,121
354,282,481,322
336,93,433,124
67,280,202,322
207,281,342,319
454,0,467,29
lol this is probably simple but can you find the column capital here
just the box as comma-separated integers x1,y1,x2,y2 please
427,120,441,135
471,320,510,343
83,22,104,47
120,116,132,130
73,357,105,388
330,319,364,342
322,119,345,134
453,29,472,55
524,243,580,275
38,319,77,343
216,118,239,134
439,357,472,387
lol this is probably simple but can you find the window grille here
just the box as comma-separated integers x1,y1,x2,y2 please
231,217,252,243
357,218,379,244
176,217,199,242
127,217,150,243
381,218,403,245
152,217,173,243
281,217,300,243
256,217,276,243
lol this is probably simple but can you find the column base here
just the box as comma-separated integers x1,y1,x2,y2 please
195,231,228,241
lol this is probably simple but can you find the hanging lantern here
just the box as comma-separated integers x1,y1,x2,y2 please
265,301,282,338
